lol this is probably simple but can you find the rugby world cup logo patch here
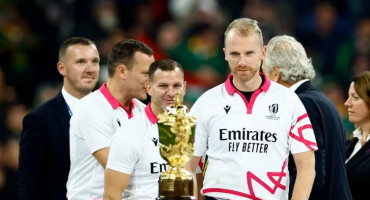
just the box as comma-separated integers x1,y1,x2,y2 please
267,103,280,120
269,104,279,114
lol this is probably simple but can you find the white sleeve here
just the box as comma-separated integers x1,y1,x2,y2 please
289,95,318,154
78,107,112,154
190,97,208,157
106,118,142,174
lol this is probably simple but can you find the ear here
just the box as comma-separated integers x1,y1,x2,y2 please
117,64,128,79
223,47,227,61
261,45,267,59
57,62,66,76
146,82,152,96
272,66,281,82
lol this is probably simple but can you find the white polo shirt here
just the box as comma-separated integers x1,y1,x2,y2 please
191,74,317,200
67,83,145,200
107,103,168,199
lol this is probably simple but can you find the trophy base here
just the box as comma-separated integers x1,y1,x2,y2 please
156,197,196,200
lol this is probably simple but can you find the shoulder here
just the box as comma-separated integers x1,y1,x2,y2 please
115,112,148,140
133,99,147,112
76,90,109,113
25,93,64,120
193,84,225,105
298,87,338,112
266,82,301,104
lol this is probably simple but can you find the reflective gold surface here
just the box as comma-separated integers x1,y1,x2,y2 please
157,92,196,199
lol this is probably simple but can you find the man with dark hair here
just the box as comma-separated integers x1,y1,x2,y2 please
67,39,154,199
104,59,187,200
18,37,100,200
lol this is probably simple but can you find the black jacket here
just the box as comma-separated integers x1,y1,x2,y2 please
18,92,71,200
346,137,370,200
289,81,352,200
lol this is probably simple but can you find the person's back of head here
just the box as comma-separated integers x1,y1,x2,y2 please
265,35,315,84
107,39,153,77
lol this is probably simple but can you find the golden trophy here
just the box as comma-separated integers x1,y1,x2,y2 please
156,92,196,200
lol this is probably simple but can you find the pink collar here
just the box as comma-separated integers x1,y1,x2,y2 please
99,83,136,118
225,73,271,95
145,103,158,124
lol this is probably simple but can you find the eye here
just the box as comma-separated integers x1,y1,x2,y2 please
230,52,239,57
76,59,85,64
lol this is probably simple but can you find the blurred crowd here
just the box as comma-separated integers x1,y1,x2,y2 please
0,0,369,199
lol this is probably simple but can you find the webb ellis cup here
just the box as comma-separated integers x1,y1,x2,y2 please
156,92,196,200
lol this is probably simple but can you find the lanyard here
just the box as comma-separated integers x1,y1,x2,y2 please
66,102,73,116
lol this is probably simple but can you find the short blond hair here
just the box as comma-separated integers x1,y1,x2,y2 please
224,18,263,47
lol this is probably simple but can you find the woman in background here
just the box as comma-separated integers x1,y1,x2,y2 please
344,71,370,200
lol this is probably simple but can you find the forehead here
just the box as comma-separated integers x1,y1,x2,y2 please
131,51,154,70
152,68,183,83
65,44,99,57
225,30,260,50
349,82,356,93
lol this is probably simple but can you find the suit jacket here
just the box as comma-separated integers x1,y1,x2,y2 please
346,137,370,200
288,81,352,200
18,92,71,200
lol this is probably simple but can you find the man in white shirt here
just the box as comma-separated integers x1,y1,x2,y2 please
185,18,317,200
67,39,155,200
18,37,100,200
103,59,187,200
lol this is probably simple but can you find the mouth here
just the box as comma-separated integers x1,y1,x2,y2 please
348,111,355,115
164,99,175,104
83,76,95,80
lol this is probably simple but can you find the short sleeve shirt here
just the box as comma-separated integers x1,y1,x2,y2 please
191,74,317,200
67,83,146,200
107,104,168,199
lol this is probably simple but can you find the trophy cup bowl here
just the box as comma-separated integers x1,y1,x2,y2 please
156,93,196,200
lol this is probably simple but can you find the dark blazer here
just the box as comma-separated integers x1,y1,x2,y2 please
18,92,71,200
288,81,352,200
346,137,370,200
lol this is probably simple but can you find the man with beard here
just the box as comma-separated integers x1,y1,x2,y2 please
185,18,317,200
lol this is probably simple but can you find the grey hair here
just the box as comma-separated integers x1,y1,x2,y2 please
265,35,315,83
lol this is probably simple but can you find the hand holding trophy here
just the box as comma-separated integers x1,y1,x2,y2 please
156,92,196,200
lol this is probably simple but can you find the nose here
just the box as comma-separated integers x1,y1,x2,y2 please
237,55,248,67
86,62,98,73
344,98,350,107
167,86,175,97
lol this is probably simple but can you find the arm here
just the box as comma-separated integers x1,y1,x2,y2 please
93,147,110,168
183,156,201,173
291,151,315,200
196,173,204,200
103,168,130,200
18,114,46,200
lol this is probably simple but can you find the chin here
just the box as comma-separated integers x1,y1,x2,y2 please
137,94,147,100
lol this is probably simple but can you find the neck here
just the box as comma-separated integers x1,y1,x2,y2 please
150,103,163,117
233,74,262,92
106,79,132,108
63,84,89,99
279,80,293,88
361,122,370,138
